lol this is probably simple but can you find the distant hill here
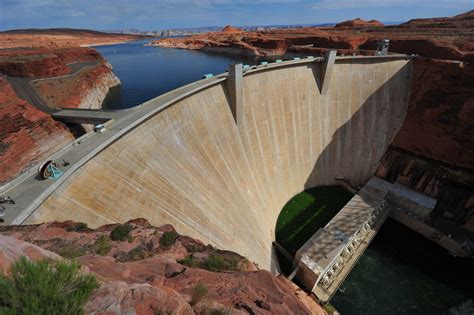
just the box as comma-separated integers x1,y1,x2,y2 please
401,9,474,28
0,28,128,37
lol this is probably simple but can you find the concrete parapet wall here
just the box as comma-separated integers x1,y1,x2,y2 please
26,57,413,271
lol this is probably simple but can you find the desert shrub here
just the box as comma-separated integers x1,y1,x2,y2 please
65,222,88,232
191,282,208,306
227,258,240,271
160,231,179,248
177,255,199,268
178,255,240,272
188,245,201,253
58,243,87,259
204,255,225,272
128,246,145,261
92,235,112,255
110,224,134,241
0,257,98,315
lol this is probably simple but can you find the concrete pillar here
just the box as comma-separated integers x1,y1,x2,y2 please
227,63,243,125
320,50,337,95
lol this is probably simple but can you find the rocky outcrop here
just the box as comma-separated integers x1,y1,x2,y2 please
0,77,74,184
335,18,383,28
222,25,243,33
0,219,325,314
0,234,61,275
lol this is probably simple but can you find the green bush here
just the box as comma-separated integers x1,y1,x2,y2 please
160,231,179,248
0,257,98,315
92,235,112,255
191,282,208,306
110,224,134,241
204,255,225,272
65,222,88,232
127,246,145,261
178,254,240,272
58,243,87,259
177,255,199,268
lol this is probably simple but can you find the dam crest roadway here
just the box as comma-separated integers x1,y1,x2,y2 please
1,52,417,288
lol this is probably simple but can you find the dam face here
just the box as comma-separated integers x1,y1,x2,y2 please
26,56,413,271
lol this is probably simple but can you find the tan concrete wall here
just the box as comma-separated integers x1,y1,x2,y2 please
27,58,412,271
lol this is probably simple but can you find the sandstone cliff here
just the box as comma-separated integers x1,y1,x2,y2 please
0,219,325,315
0,77,74,184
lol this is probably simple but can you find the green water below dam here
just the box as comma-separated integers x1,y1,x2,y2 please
275,186,473,315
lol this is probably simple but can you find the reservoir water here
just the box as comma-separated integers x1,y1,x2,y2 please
97,40,473,314
96,39,261,109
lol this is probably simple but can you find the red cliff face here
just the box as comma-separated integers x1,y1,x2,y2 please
0,219,325,315
393,58,474,169
0,77,74,184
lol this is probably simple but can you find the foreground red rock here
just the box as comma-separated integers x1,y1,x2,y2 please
0,234,61,275
0,219,325,314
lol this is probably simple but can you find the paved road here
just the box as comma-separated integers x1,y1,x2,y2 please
6,60,99,114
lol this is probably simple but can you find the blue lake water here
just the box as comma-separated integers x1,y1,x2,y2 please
96,39,473,314
96,39,261,109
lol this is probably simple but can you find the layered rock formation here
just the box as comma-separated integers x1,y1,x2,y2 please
0,219,325,314
0,77,74,184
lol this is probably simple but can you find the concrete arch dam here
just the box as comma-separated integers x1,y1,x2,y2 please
24,55,413,271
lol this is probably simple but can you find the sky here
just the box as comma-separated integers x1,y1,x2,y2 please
0,0,472,31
